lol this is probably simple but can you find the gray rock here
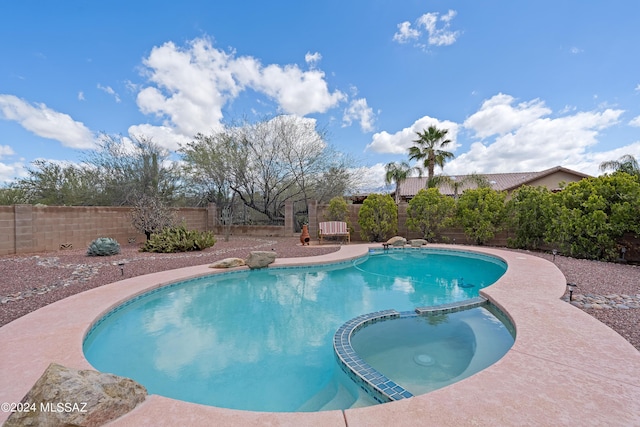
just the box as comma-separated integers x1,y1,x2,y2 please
4,363,146,427
386,236,407,247
410,239,428,247
245,251,277,269
209,258,246,268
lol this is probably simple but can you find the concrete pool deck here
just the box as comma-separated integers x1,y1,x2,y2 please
1,244,639,426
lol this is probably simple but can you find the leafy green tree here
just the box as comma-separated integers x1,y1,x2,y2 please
0,184,28,205
325,196,350,222
506,185,554,250
545,173,640,260
87,135,180,206
14,160,100,205
384,161,419,203
358,193,397,242
599,154,640,178
406,188,455,241
430,173,490,198
408,126,455,186
454,187,506,245
12,135,180,207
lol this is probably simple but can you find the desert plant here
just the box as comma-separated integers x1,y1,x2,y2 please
358,193,397,242
140,224,216,253
131,193,177,240
86,237,121,256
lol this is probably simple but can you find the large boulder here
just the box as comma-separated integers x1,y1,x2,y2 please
410,239,428,247
245,251,277,269
5,363,146,427
386,236,407,247
209,258,246,268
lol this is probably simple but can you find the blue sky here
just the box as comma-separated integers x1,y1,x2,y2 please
1,0,639,189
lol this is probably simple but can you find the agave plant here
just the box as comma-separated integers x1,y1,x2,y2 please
86,237,121,256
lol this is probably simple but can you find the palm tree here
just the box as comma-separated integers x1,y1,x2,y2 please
384,161,419,203
408,126,455,187
430,173,490,199
599,154,640,177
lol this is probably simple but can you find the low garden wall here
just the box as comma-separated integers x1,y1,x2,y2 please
0,205,211,256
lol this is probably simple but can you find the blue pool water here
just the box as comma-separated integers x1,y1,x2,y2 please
350,306,515,397
83,249,507,412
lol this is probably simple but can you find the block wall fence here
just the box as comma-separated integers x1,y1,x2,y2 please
0,201,509,256
0,202,297,256
2,202,637,260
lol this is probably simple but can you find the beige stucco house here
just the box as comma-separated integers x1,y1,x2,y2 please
396,166,591,201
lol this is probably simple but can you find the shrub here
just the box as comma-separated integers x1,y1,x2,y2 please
454,187,506,245
86,237,121,257
407,188,455,241
140,224,216,253
325,196,349,222
358,193,397,242
545,173,640,260
506,185,554,250
131,193,176,240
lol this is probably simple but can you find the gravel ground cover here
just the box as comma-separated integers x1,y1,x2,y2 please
1,238,638,351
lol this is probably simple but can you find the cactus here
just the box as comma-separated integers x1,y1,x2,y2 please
86,237,121,256
141,225,216,253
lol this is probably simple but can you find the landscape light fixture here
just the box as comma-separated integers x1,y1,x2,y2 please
621,246,627,261
552,249,557,262
118,261,125,276
566,283,577,301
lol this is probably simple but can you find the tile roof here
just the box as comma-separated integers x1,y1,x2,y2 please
398,166,591,197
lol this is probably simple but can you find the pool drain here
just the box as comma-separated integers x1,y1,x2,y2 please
413,354,435,366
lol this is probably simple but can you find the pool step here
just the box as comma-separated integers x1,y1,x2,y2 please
319,381,357,411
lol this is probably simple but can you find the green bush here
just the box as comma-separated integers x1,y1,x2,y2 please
86,237,121,256
141,224,216,253
454,187,506,245
506,185,554,250
545,173,640,260
358,193,397,242
325,196,349,222
407,188,455,241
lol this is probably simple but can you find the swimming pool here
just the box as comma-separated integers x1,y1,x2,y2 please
83,248,507,412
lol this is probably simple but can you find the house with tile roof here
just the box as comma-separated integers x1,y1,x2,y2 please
396,166,591,201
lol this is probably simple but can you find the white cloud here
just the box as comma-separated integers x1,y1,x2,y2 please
629,115,640,127
366,116,459,155
464,93,551,138
445,94,624,175
418,10,460,46
350,162,390,193
97,84,121,103
394,10,460,48
342,98,376,132
252,64,346,116
393,21,420,44
0,94,95,149
136,37,346,141
78,91,85,101
0,161,26,183
571,141,640,176
305,51,322,67
0,145,15,157
127,124,192,152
